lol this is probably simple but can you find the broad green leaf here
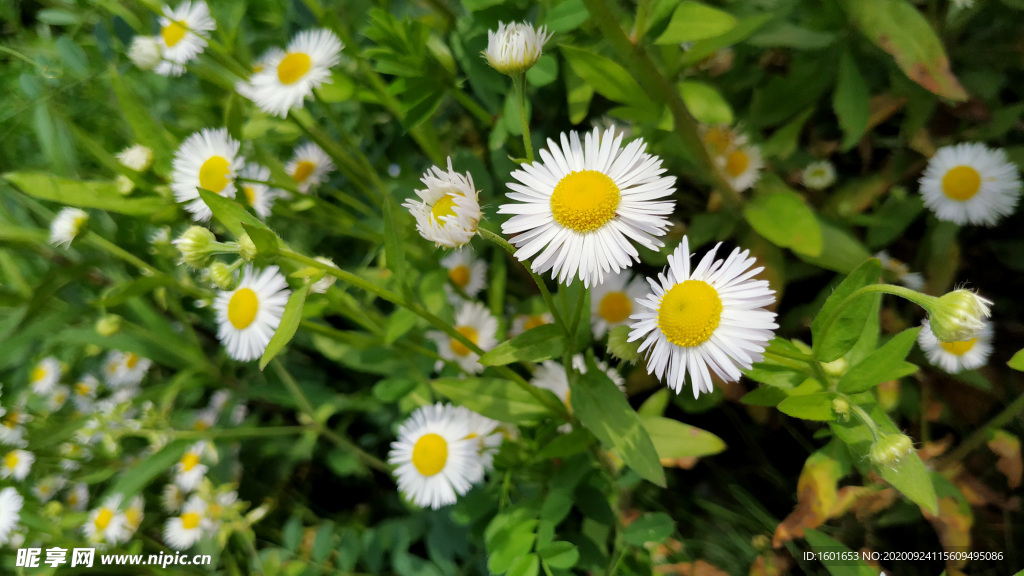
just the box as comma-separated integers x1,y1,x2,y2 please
544,0,590,32
479,324,567,366
777,392,836,421
740,385,788,407
743,180,823,257
506,554,540,576
833,50,871,151
108,64,176,159
526,54,559,87
680,13,774,66
839,0,967,101
803,529,879,576
384,308,420,345
837,328,920,393
103,440,190,501
4,173,166,216
571,355,666,487
260,281,311,370
372,378,417,402
796,217,873,274
641,416,726,459
744,363,807,389
241,221,280,255
622,512,674,546
761,108,813,160
432,377,552,423
748,22,838,49
538,541,578,569
560,45,656,110
565,64,594,125
535,428,591,460
1009,348,1024,371
637,388,670,418
679,81,734,125
199,187,278,241
811,258,882,362
311,522,335,563
486,510,538,574
655,2,737,44
382,189,407,292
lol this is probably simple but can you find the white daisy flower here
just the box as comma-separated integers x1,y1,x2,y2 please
628,237,778,398
0,488,23,546
509,312,553,337
124,495,145,533
128,35,162,71
484,22,553,76
49,207,89,248
46,384,70,412
590,269,648,339
29,356,63,395
309,256,338,294
388,403,484,509
203,488,238,530
498,127,677,287
531,354,626,406
441,251,488,299
286,142,335,194
919,143,1021,226
31,475,66,503
235,47,285,101
66,482,89,511
72,374,101,411
1,449,33,481
404,158,482,249
174,442,210,492
116,143,154,172
155,1,216,77
875,251,925,291
243,29,344,117
716,143,763,192
165,495,209,549
802,160,837,190
193,407,218,431
452,406,503,479
213,265,291,362
102,351,152,388
918,318,993,374
237,164,279,219
84,495,130,546
427,301,498,375
701,125,748,158
170,128,244,222
162,483,186,512
0,409,29,447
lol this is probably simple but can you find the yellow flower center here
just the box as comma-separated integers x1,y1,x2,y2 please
703,126,734,156
449,265,471,288
4,451,19,469
430,194,459,224
550,170,620,233
941,165,981,201
292,160,316,183
199,156,231,193
598,291,632,324
3,413,17,429
125,508,142,527
450,326,479,357
277,52,312,85
523,315,548,331
243,186,256,207
209,503,223,519
724,149,750,178
180,452,201,472
31,366,46,382
658,280,723,348
193,419,209,431
75,382,92,396
411,433,448,476
125,353,139,370
95,508,114,530
227,288,259,330
939,338,977,356
181,511,201,530
161,21,187,48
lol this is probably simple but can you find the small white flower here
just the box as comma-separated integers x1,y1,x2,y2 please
32,475,66,503
0,409,29,448
929,289,993,342
716,143,763,192
170,128,244,222
441,250,487,299
427,302,498,375
388,403,484,509
235,48,285,100
237,164,279,219
590,269,648,339
0,449,33,481
128,35,163,70
84,495,130,546
802,160,836,190
285,142,335,194
0,488,24,546
241,29,344,117
116,143,155,172
919,143,1021,226
309,256,338,294
49,208,89,248
72,376,100,412
65,482,90,511
29,356,63,395
484,22,552,76
875,251,925,291
404,158,482,249
124,495,145,533
162,483,186,512
102,351,152,388
213,265,291,362
155,1,216,77
918,319,993,374
164,494,209,549
452,406,503,479
46,384,70,412
174,442,210,492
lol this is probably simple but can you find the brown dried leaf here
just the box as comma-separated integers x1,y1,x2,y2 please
987,429,1022,489
772,452,841,547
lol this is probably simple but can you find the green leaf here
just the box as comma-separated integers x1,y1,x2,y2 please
811,258,882,362
384,308,420,345
526,54,559,87
777,392,837,421
655,2,738,44
544,0,590,32
372,378,417,402
679,81,734,125
486,510,538,574
103,440,190,501
804,529,879,576
1008,348,1024,372
535,428,591,460
565,64,594,125
743,179,823,257
744,363,807,389
761,108,814,160
37,9,81,25
833,50,871,151
432,377,551,423
637,388,670,417
96,275,174,307
311,522,335,563
538,541,579,569
679,13,773,66
107,64,176,159
838,0,967,101
260,281,310,370
837,328,920,393
4,173,166,216
506,554,540,576
198,187,278,241
560,45,657,110
796,217,873,274
241,221,280,255
571,355,666,487
479,324,567,366
641,416,726,459
382,189,407,292
622,512,674,546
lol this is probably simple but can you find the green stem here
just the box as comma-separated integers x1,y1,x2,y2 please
449,87,493,126
85,232,157,275
941,390,1024,466
478,228,566,332
580,0,742,210
850,403,882,442
512,74,534,163
813,283,938,360
130,426,306,440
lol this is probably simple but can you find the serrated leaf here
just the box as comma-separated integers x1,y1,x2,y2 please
479,324,566,366
4,173,166,216
260,281,309,370
655,2,737,44
571,355,665,487
622,512,674,546
837,328,920,393
641,416,726,459
432,377,551,423
811,258,882,362
777,392,837,421
743,179,823,257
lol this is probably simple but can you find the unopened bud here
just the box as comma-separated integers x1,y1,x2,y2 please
95,315,122,337
237,233,258,261
822,357,847,377
174,226,217,268
929,289,992,342
831,397,850,421
869,433,914,470
207,262,235,290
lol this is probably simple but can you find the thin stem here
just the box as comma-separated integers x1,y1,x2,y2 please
478,228,566,331
128,426,306,440
86,232,157,275
513,74,534,163
850,403,881,442
449,87,493,126
941,390,1024,466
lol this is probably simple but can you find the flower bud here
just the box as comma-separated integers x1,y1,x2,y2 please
928,289,992,342
483,22,552,76
49,207,89,248
128,35,162,70
115,174,136,196
822,357,847,377
237,233,258,261
95,315,122,337
831,397,850,421
310,256,338,294
207,261,236,290
869,433,914,470
116,143,154,172
174,226,217,268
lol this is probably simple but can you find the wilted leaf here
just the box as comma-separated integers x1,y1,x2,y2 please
772,447,849,546
987,430,1022,489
